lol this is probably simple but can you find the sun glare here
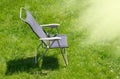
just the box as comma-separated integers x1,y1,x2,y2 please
81,0,120,42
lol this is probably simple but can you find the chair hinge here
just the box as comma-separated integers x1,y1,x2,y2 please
47,46,49,48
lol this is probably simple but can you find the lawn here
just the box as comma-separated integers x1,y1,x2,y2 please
0,0,120,79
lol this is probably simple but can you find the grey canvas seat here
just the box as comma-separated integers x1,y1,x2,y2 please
50,34,68,48
20,8,68,66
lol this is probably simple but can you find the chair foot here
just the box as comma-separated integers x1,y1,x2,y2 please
65,58,68,66
35,55,38,64
61,48,68,66
64,55,68,66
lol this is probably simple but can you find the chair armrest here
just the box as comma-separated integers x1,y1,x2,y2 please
40,37,61,41
41,24,60,28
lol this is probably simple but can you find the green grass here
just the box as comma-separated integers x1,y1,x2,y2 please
0,0,120,79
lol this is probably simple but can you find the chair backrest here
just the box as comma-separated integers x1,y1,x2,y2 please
25,11,47,44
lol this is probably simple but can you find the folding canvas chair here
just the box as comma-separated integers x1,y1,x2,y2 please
20,8,68,66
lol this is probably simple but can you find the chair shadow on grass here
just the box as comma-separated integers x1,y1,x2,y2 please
41,56,59,70
5,55,59,75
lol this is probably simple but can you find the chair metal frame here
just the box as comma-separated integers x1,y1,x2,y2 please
20,7,68,66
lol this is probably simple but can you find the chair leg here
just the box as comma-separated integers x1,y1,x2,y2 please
34,43,43,64
35,53,38,64
47,28,53,37
38,48,48,62
56,27,59,34
61,48,68,66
